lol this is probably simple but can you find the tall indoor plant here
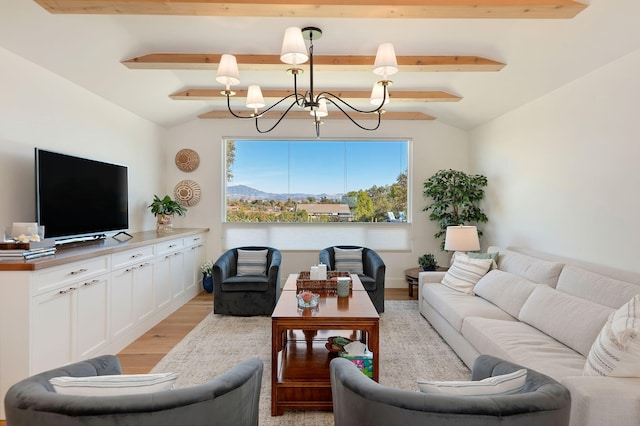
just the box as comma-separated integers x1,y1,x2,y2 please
422,169,488,249
148,194,187,231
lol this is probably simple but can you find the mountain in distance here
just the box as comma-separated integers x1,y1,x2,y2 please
227,185,342,202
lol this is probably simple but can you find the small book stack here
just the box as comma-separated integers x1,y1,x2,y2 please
0,241,57,260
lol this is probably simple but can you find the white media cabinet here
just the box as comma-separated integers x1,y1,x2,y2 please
0,228,208,419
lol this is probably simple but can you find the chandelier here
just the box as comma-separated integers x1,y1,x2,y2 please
215,26,398,138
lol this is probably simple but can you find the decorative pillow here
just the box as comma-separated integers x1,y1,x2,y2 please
236,249,268,276
441,253,493,294
466,251,499,269
334,247,364,275
417,368,527,396
50,372,178,396
584,294,640,377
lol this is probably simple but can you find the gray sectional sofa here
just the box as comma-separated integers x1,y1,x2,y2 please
419,246,640,426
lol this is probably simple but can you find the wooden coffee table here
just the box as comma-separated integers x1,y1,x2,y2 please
271,274,380,416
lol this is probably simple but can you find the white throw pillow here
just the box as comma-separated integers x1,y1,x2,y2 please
441,253,493,294
584,294,640,377
236,249,268,276
334,247,364,275
50,372,178,396
417,368,527,396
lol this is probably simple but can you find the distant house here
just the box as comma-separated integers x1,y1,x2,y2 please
296,204,353,221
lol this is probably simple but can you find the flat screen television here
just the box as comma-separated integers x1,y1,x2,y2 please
35,148,129,241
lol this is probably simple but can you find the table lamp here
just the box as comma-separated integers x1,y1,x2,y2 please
444,225,480,252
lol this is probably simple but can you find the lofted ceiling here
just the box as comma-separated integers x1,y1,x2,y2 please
2,1,640,131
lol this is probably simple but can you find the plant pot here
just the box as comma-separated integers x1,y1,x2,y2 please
422,267,436,271
202,272,213,293
156,214,174,232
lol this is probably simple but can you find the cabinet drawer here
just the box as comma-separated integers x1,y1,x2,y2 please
32,256,110,294
156,238,184,254
112,246,154,269
184,234,205,247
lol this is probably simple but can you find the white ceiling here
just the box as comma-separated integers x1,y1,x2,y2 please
2,1,639,131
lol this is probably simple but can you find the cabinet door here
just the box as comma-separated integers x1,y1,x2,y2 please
133,262,154,322
183,246,197,295
110,267,134,339
76,275,109,358
170,251,185,301
154,255,172,311
32,287,75,373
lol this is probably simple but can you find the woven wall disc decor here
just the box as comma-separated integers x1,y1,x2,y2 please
175,148,200,172
174,180,201,207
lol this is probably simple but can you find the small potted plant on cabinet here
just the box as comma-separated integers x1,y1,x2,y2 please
148,194,187,232
418,253,439,271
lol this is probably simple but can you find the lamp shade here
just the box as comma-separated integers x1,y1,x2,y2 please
370,82,390,106
444,225,480,252
280,27,309,66
216,54,240,87
245,85,265,109
311,98,329,117
373,43,398,77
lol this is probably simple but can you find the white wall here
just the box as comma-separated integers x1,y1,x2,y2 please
470,48,640,274
164,117,469,288
0,47,166,236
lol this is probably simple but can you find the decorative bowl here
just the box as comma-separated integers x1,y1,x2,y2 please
297,291,320,308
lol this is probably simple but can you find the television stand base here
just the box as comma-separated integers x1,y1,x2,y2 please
112,231,133,242
54,234,106,248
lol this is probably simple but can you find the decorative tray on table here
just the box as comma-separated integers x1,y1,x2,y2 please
296,271,351,292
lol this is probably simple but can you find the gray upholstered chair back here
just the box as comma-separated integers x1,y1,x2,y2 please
5,355,263,426
330,354,571,426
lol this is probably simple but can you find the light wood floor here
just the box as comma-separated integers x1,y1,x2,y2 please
118,287,412,374
0,288,413,426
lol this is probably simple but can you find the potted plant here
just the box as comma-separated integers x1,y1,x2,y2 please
148,194,187,232
418,253,438,271
200,260,214,293
422,169,488,250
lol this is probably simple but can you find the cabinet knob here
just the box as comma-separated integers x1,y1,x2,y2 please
69,268,88,275
58,287,77,295
83,279,100,287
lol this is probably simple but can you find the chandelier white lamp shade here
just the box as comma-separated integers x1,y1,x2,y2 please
444,225,481,252
370,83,390,106
216,26,398,137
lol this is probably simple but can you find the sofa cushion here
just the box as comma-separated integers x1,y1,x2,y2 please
222,275,269,291
497,249,564,287
417,368,526,396
50,372,178,396
584,294,640,377
421,284,515,332
462,317,586,380
556,265,640,309
236,249,268,276
473,270,538,318
519,285,614,357
334,247,364,275
466,251,499,269
441,253,493,294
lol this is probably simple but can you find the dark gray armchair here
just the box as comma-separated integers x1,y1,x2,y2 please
319,245,385,312
5,355,263,426
213,246,281,316
330,354,571,426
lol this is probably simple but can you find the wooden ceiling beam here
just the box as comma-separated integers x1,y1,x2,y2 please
35,0,587,19
123,54,505,72
171,89,461,102
198,110,436,120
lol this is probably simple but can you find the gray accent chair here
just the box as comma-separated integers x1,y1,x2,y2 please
5,355,263,426
213,246,281,316
319,245,385,313
330,354,571,426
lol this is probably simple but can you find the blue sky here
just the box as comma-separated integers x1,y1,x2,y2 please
229,140,408,195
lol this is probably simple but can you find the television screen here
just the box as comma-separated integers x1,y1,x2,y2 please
35,149,129,240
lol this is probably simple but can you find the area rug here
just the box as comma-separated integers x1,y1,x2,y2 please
151,300,469,425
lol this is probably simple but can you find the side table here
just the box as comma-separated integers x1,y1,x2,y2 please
404,267,447,299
